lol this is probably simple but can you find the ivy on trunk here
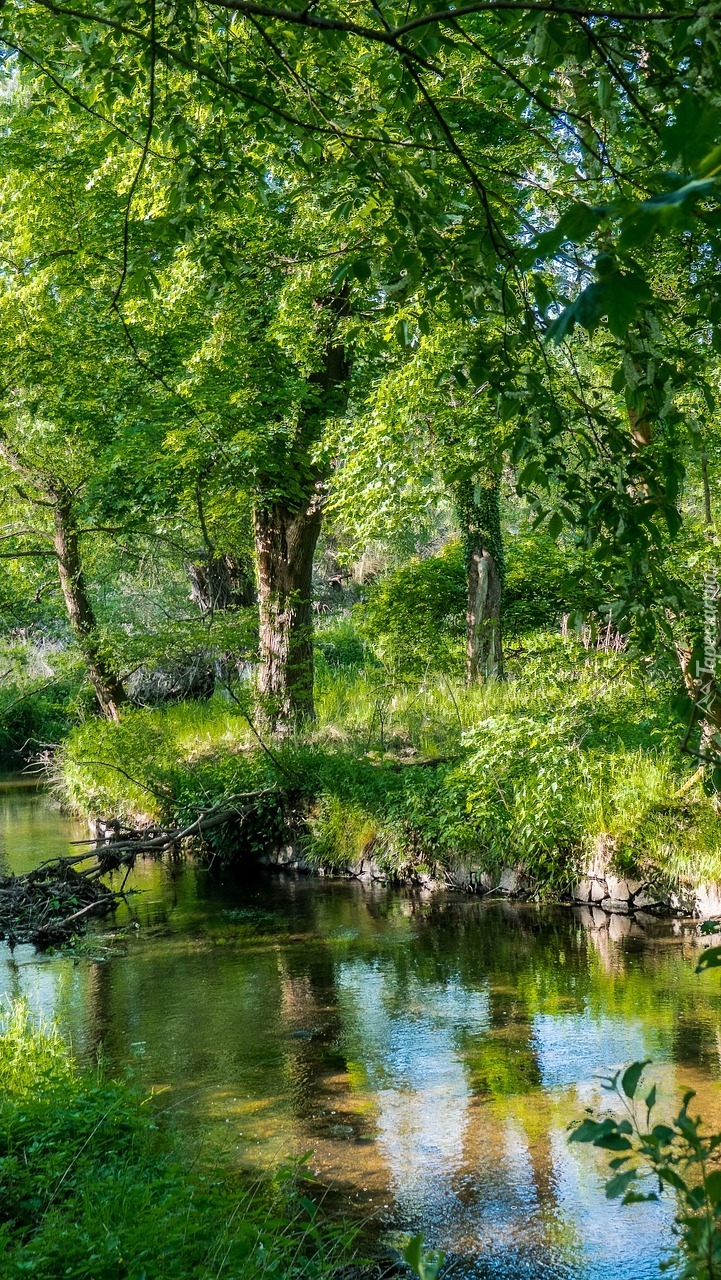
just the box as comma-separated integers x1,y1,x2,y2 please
52,488,126,722
456,474,504,684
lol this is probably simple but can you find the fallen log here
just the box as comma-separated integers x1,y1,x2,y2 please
68,788,278,869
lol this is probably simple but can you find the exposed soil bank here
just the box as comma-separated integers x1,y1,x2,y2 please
262,833,718,920
70,766,721,924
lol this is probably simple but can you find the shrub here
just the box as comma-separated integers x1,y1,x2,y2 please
503,529,603,636
458,712,586,887
357,541,466,673
314,618,368,669
0,661,93,767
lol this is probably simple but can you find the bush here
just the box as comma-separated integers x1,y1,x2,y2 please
0,640,92,766
503,529,603,636
458,712,586,887
357,541,466,673
355,530,606,673
314,618,368,668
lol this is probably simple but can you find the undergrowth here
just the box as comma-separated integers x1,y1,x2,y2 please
58,631,721,891
0,1001,355,1280
0,638,91,767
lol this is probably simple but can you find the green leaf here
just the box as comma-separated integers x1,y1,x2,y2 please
395,318,411,348
546,281,606,342
569,1118,604,1144
696,945,721,974
403,1234,445,1280
532,274,553,313
596,1133,633,1151
548,512,563,539
621,1060,650,1100
351,258,372,283
533,203,607,261
662,94,721,170
518,460,542,488
699,143,721,178
602,272,653,338
500,395,516,423
404,1234,424,1275
658,1166,688,1193
330,262,352,288
606,1169,637,1199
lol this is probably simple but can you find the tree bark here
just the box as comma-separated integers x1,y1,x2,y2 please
456,473,504,683
253,293,351,728
677,634,721,757
466,544,503,682
254,498,322,727
53,489,126,721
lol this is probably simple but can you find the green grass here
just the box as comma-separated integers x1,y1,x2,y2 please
58,630,721,891
0,1001,355,1280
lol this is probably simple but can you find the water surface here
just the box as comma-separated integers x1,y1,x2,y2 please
2,783,721,1279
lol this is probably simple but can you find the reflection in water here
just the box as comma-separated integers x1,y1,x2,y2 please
1,784,720,1278
336,964,488,1230
0,781,86,875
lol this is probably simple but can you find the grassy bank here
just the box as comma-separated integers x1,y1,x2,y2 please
58,630,721,893
0,1002,354,1280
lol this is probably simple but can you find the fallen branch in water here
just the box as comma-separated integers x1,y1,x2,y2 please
1,787,280,948
69,787,278,872
0,863,119,948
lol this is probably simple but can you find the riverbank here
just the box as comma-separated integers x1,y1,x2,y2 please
0,1001,356,1280
56,637,721,914
1,859,718,1280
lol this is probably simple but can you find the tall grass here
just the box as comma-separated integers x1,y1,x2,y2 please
0,1001,356,1280
58,632,721,889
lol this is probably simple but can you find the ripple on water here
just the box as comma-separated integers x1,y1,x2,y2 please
0,788,717,1279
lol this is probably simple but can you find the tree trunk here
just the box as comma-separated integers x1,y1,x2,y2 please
456,473,504,683
53,489,126,721
466,545,503,682
677,634,721,758
252,294,351,729
254,498,322,727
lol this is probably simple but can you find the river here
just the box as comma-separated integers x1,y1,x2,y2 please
2,779,721,1279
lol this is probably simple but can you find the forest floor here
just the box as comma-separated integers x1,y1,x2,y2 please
57,631,721,897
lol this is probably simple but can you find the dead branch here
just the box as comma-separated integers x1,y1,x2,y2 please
1,786,278,947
